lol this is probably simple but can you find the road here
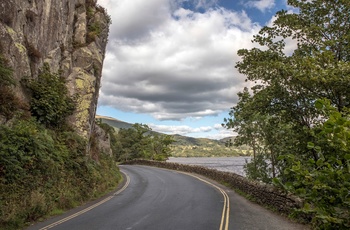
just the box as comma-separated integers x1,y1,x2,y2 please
27,165,308,230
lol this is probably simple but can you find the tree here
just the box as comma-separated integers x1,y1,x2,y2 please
224,0,350,228
114,123,174,161
282,99,350,229
146,134,174,161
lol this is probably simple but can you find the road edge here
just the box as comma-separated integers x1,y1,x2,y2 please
25,170,129,230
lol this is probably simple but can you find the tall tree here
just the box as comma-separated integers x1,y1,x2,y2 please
224,0,350,228
114,123,174,161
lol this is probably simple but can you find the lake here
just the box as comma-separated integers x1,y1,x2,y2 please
167,156,251,177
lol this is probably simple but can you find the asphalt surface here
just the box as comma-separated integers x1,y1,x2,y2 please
27,165,309,230
28,165,226,230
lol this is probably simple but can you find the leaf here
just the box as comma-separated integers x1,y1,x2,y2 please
316,159,324,167
324,122,334,130
314,146,321,153
307,142,315,149
315,100,324,110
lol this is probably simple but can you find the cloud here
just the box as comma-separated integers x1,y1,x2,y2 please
193,0,219,10
97,0,261,121
149,124,212,135
205,129,236,140
245,0,275,12
148,122,235,140
98,0,171,41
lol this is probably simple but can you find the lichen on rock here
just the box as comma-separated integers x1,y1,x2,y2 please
0,0,110,142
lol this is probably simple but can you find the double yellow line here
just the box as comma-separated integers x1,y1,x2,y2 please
180,172,230,230
39,171,130,230
218,186,230,230
39,168,229,230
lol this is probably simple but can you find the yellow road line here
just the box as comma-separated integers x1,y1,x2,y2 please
179,172,230,230
39,171,130,230
219,188,227,230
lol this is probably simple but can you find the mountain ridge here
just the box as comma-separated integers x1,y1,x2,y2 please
96,114,230,143
96,115,251,157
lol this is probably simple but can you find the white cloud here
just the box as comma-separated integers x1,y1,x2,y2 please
149,122,236,139
245,0,275,12
204,129,236,140
149,124,212,135
214,123,223,130
97,0,261,121
101,0,171,41
194,0,219,10
148,122,236,140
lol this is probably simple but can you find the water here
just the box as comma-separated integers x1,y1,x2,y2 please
167,157,251,177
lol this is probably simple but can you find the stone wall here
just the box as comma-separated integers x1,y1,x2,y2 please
123,159,303,216
0,0,109,139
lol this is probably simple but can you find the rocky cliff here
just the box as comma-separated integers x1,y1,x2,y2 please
0,0,110,139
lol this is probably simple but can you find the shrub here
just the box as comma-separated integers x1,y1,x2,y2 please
0,55,14,86
23,63,75,129
0,54,29,121
0,119,121,229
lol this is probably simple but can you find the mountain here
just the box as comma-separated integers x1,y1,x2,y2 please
96,115,134,130
96,115,251,157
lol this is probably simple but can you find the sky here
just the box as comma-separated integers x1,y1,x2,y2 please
96,0,291,139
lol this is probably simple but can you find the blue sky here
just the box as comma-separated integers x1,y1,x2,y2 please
96,0,290,139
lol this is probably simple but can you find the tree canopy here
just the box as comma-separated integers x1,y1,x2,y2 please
114,124,174,162
224,0,350,228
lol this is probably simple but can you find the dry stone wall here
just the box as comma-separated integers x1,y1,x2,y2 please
0,0,109,139
123,159,304,216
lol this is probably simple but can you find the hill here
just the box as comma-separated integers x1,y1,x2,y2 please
96,115,252,157
96,115,133,130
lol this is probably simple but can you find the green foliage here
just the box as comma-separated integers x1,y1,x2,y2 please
85,0,111,43
224,0,350,228
0,62,120,229
23,63,75,128
0,55,15,86
96,118,119,156
280,100,350,229
0,119,121,229
87,21,101,40
244,154,270,183
114,123,174,161
0,54,28,121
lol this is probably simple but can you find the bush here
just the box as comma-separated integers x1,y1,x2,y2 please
0,54,29,121
0,55,14,86
279,100,350,229
23,63,75,129
0,60,120,229
0,119,121,229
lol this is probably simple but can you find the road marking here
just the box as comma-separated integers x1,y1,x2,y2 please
179,172,230,230
39,170,130,230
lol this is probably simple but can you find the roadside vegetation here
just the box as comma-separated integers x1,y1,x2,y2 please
110,123,175,162
0,59,120,229
223,1,350,229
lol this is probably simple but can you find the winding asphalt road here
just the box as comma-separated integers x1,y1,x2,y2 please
27,165,308,230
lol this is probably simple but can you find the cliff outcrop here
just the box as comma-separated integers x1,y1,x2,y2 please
0,0,110,139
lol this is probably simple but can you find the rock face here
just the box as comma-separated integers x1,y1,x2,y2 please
0,0,110,139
